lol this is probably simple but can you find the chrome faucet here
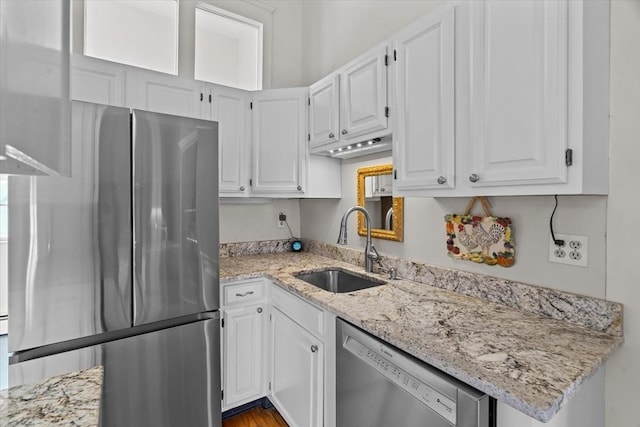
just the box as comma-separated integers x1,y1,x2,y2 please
337,206,379,272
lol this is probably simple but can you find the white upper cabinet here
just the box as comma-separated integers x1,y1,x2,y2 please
71,54,126,106
210,85,250,197
340,43,389,141
308,42,390,156
467,0,568,187
308,75,340,150
127,71,201,119
69,58,340,199
250,88,307,196
393,5,456,192
394,0,609,197
461,0,609,195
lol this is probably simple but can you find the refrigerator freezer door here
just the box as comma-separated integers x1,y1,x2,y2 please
133,110,219,325
9,315,222,427
8,101,132,353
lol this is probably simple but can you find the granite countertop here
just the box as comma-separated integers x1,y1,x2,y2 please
0,366,103,426
220,251,623,423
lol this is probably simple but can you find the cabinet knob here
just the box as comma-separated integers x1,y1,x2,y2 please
239,186,245,191
328,132,335,139
257,307,263,313
297,185,302,191
310,345,318,353
341,129,348,135
469,174,480,183
379,187,385,192
437,176,447,185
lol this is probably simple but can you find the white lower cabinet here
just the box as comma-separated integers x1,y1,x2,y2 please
269,307,324,427
222,304,265,409
220,279,267,411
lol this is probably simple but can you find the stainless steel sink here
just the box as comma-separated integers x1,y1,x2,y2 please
294,268,385,293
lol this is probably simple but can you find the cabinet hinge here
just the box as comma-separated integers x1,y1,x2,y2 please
221,318,224,328
308,98,311,106
394,169,397,180
221,390,224,400
385,106,389,118
565,149,573,167
250,102,253,110
394,49,397,61
308,134,311,141
268,382,272,391
384,54,389,66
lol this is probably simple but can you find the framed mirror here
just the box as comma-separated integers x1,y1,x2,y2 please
357,164,404,242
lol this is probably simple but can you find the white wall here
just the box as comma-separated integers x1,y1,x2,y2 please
605,1,640,426
219,199,301,243
301,153,608,297
300,0,445,85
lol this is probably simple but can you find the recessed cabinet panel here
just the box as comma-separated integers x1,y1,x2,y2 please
213,86,249,196
393,6,455,191
133,73,201,119
270,307,323,427
468,0,568,186
309,75,340,150
340,45,388,140
223,304,264,407
251,88,306,196
71,55,126,106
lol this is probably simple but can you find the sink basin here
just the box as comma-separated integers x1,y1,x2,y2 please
294,268,385,293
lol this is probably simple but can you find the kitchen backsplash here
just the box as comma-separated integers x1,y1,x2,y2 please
220,239,623,337
219,239,293,257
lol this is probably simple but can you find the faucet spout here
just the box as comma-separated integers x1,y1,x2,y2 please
337,206,378,272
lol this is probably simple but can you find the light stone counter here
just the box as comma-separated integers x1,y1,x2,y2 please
220,250,623,423
0,366,103,426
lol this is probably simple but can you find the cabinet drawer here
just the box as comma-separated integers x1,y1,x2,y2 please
270,283,325,339
223,279,265,306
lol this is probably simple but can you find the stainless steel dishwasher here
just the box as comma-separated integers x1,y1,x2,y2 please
336,319,496,427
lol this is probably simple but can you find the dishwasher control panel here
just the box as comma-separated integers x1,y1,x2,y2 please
343,334,457,425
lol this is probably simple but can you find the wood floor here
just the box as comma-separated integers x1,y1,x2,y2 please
222,406,288,427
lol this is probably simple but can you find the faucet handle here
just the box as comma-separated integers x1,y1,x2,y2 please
368,245,379,261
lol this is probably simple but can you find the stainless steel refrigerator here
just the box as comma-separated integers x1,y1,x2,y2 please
7,101,221,426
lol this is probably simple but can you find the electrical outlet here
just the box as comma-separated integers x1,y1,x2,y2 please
549,233,588,267
277,212,286,228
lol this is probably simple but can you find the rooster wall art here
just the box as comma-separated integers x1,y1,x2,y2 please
444,214,514,267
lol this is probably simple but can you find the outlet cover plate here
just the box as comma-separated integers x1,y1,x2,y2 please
549,233,589,267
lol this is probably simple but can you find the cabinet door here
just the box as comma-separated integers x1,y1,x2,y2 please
467,0,568,187
250,88,306,196
71,55,126,106
270,308,323,427
309,74,340,151
340,44,388,140
223,304,265,408
393,6,455,192
212,85,250,197
131,71,201,118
